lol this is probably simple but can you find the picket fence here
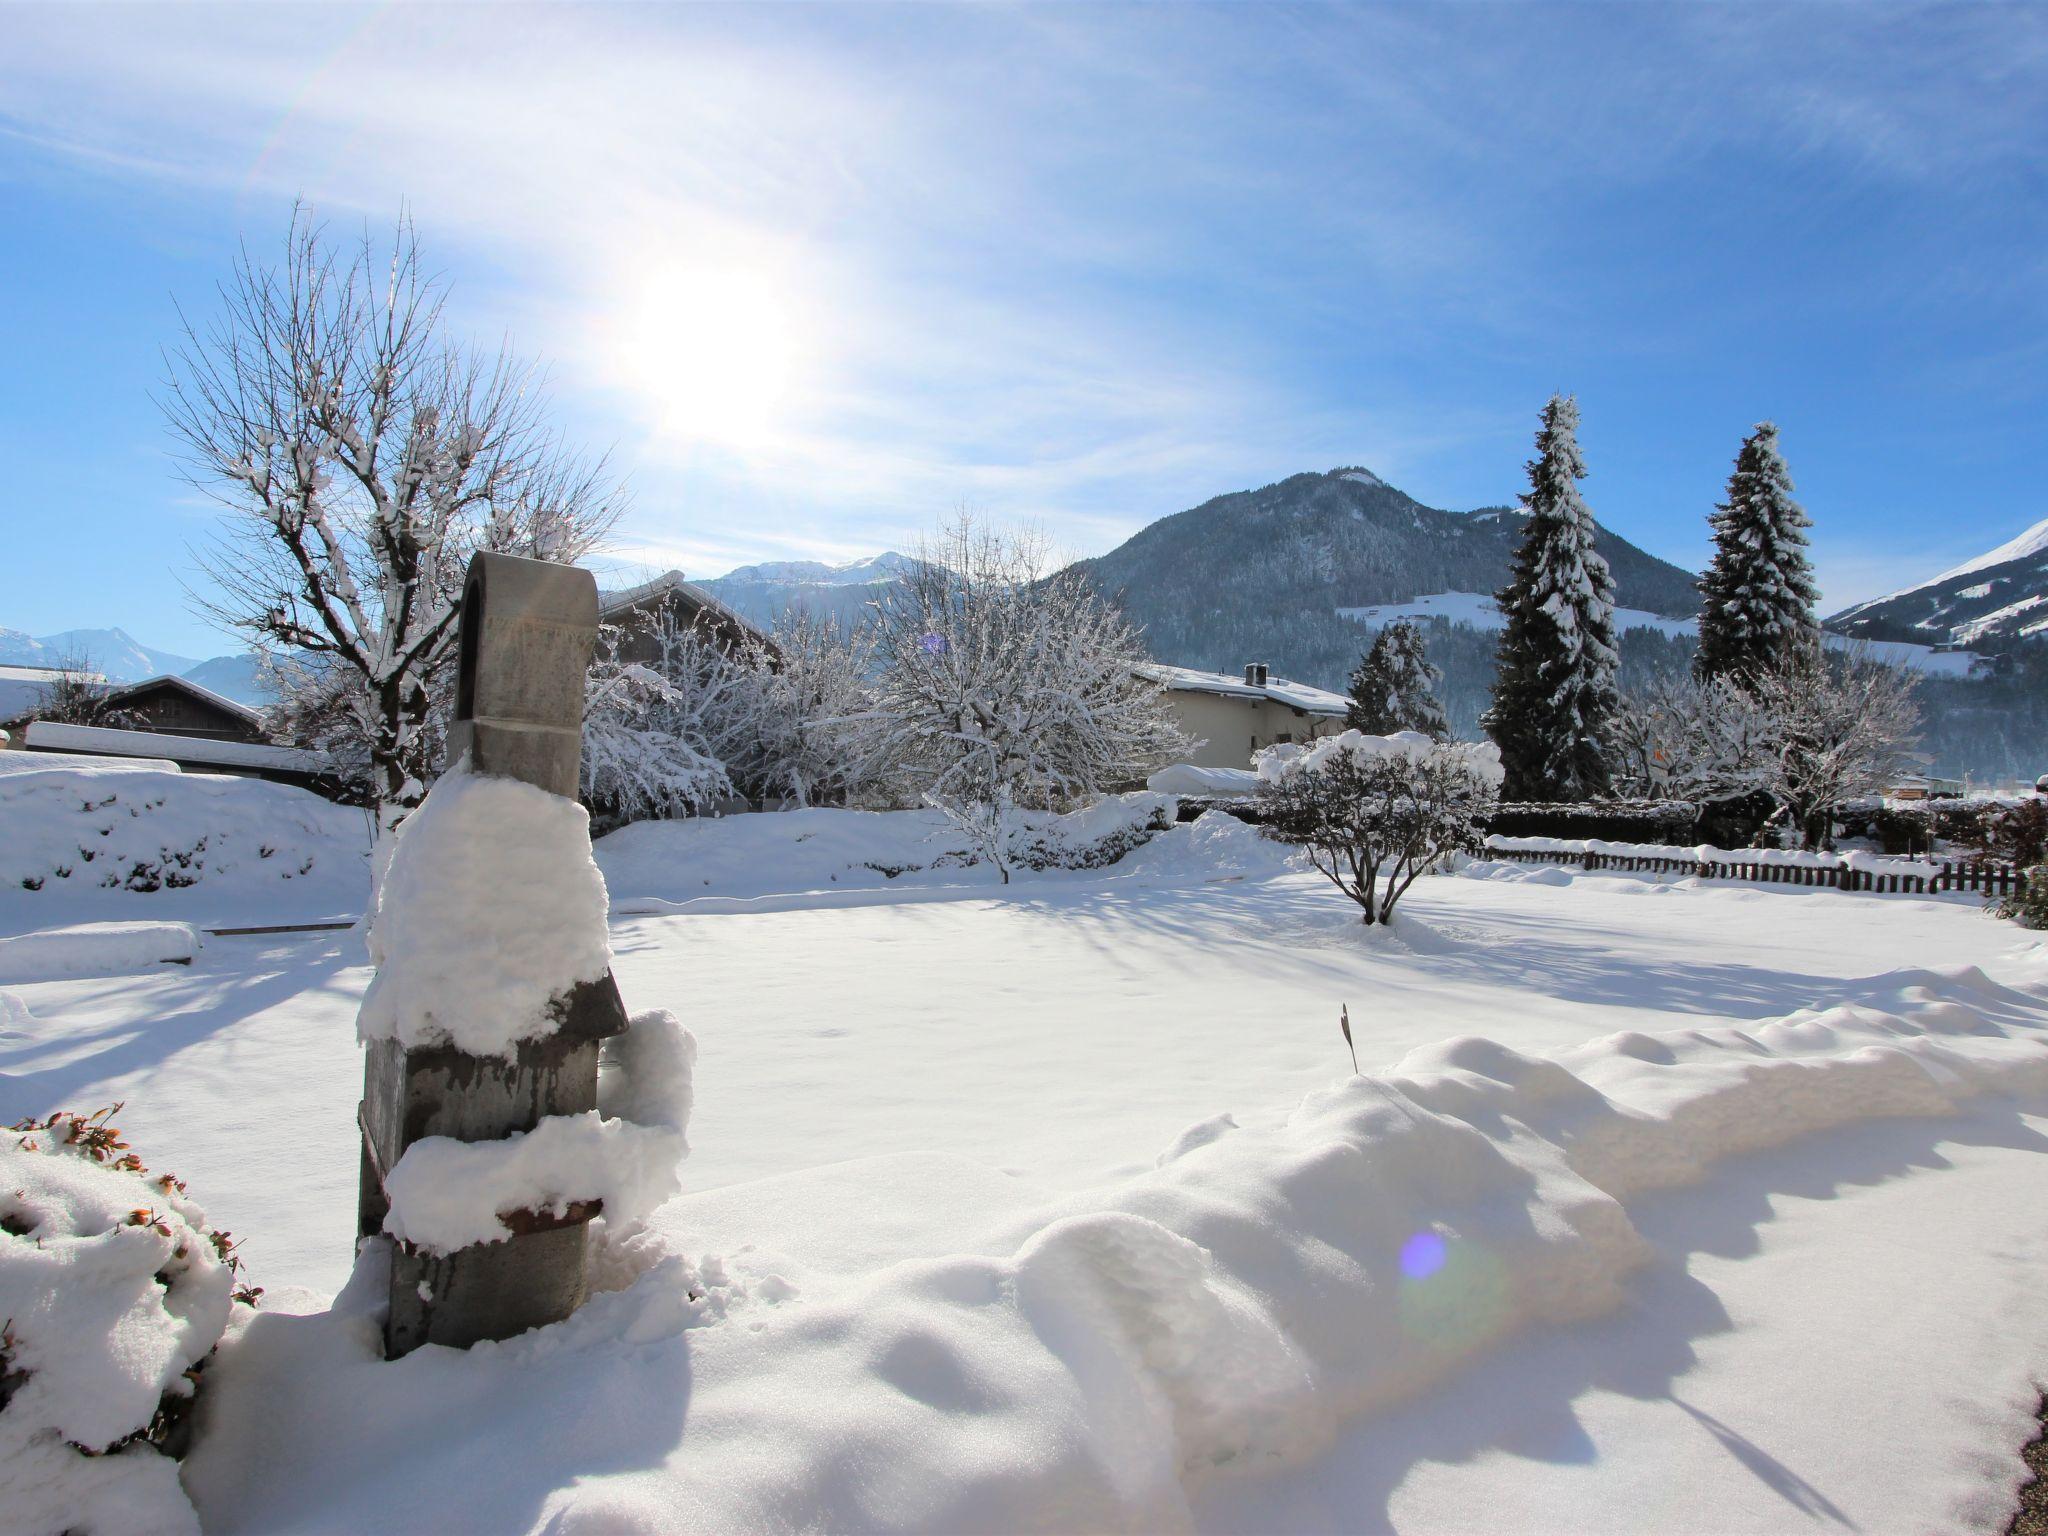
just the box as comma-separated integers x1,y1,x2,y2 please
1483,844,2030,898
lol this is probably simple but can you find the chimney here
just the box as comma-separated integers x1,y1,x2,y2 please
1244,662,1269,688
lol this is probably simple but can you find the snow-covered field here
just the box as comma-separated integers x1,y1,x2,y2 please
4,773,2048,1532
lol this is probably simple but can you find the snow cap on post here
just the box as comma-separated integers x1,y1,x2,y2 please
448,550,600,800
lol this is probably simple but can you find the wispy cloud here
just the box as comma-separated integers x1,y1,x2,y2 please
3,2,2043,596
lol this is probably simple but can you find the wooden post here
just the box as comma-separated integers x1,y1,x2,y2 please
355,552,629,1358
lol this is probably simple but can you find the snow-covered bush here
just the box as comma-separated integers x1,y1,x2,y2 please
1255,730,1503,924
874,514,1189,879
2,1107,257,1536
583,604,902,827
1966,798,2048,871
1994,870,2048,929
1011,792,1178,872
581,617,741,830
750,611,903,810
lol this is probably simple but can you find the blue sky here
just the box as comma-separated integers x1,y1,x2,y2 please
3,2,2044,660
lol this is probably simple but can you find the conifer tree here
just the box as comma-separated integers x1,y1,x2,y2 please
1696,421,1821,681
1482,394,1621,800
1345,620,1450,739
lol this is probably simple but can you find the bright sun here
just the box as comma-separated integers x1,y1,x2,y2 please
618,267,798,451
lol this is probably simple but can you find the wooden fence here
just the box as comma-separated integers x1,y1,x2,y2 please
1484,846,2030,898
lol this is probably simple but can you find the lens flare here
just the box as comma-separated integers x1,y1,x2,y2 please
1399,1230,1448,1280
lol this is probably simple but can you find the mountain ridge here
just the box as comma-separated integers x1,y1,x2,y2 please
1829,516,2048,649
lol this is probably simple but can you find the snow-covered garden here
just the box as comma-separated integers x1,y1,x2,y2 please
6,755,2048,1533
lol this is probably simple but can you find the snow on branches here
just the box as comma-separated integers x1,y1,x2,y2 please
872,515,1190,880
1345,620,1449,739
1696,422,1821,681
1255,730,1503,924
1483,395,1621,802
163,208,620,842
1608,647,1924,849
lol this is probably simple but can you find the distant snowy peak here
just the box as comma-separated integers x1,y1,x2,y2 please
0,626,199,683
695,552,921,631
1829,515,2048,651
713,552,915,588
1332,466,1387,489
1926,515,2048,588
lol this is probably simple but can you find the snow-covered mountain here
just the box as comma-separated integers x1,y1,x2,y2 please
0,625,272,706
0,626,199,683
1067,465,1701,692
696,551,920,630
1828,515,2048,650
714,552,916,588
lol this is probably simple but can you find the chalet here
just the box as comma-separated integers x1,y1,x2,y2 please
598,570,770,662
1139,662,1349,770
100,675,268,742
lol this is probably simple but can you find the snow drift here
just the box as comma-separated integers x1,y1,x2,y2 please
0,921,202,984
183,951,2048,1533
0,761,369,928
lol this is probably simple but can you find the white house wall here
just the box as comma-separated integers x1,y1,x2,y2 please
1163,690,1344,769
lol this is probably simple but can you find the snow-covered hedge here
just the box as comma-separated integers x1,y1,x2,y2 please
1,1107,255,1536
1482,798,1701,842
0,761,369,920
1011,793,1177,872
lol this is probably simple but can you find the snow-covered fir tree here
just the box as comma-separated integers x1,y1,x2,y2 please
1344,621,1449,739
1695,421,1820,680
1482,395,1621,800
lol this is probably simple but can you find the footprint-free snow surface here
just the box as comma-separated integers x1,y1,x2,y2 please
3,812,2047,1533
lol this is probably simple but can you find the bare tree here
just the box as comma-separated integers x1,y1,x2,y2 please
753,610,900,808
7,655,136,731
1605,672,1778,805
580,609,764,828
581,624,738,830
162,207,621,846
1255,731,1503,924
872,514,1189,879
1747,648,1923,849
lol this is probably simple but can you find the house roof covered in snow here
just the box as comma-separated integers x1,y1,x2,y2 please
103,673,266,727
598,570,768,646
23,720,330,775
1136,663,1350,717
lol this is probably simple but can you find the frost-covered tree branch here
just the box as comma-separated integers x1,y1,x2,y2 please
1747,647,1924,849
161,206,622,845
1605,673,1778,804
872,514,1190,879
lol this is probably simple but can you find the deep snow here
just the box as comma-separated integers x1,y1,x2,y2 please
3,806,2047,1532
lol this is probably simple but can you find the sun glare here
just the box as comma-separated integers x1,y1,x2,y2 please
618,267,799,451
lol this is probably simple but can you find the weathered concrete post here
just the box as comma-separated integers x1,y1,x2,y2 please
355,551,628,1357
